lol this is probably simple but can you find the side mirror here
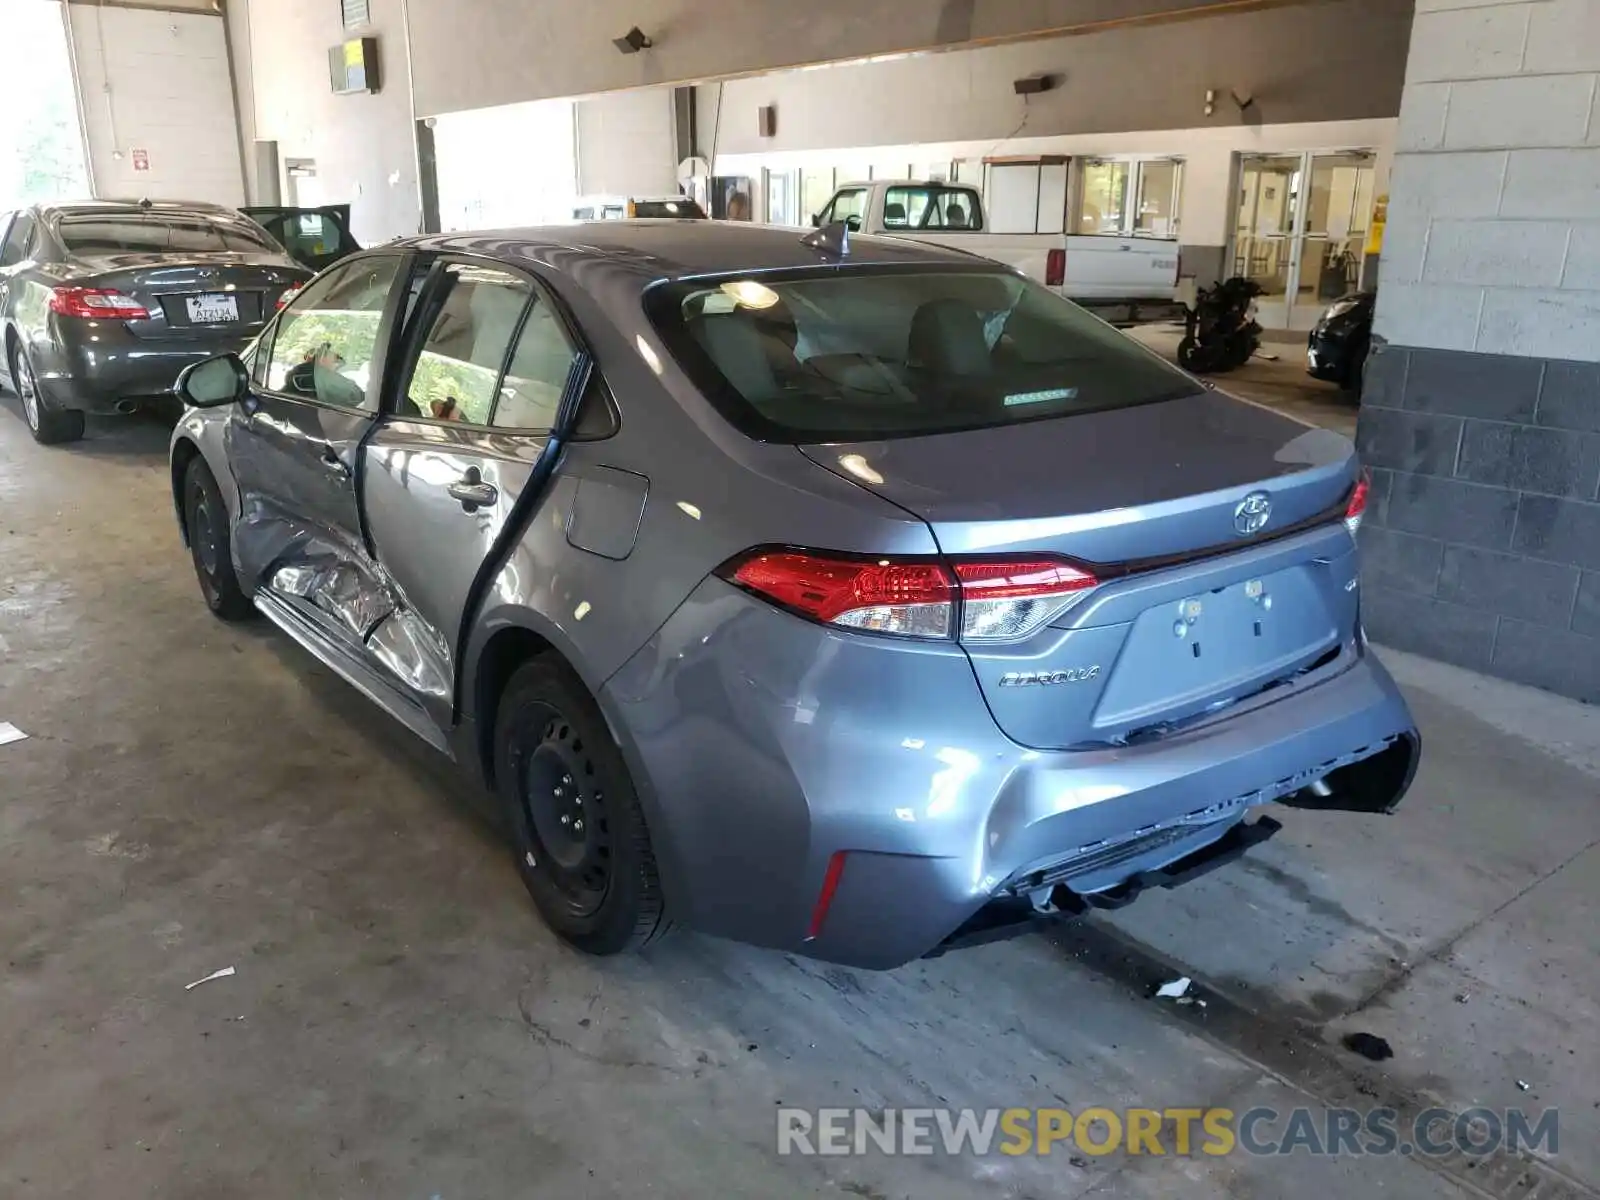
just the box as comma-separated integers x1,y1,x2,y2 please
845,214,862,233
811,213,822,228
177,353,249,408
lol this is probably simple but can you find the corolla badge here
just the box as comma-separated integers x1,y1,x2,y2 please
1234,491,1272,536
997,666,1101,687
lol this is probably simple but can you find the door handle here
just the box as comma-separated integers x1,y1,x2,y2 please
447,470,498,511
320,447,350,478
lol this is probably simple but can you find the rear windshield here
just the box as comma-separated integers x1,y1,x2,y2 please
646,267,1200,442
631,199,706,219
58,215,279,255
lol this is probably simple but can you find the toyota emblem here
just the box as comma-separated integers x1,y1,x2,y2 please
1234,491,1272,536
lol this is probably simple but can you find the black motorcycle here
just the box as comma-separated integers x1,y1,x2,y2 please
1177,277,1263,374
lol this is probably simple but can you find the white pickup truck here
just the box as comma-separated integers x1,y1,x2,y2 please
814,179,1183,325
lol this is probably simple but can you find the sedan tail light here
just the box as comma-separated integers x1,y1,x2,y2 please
276,283,303,310
1344,470,1370,536
49,286,150,320
721,549,1100,643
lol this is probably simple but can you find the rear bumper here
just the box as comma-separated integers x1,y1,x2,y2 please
31,324,254,413
602,581,1420,970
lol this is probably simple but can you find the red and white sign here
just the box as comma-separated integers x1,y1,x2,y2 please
131,148,150,172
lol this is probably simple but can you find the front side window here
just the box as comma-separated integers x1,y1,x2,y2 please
882,186,983,231
648,268,1198,443
399,263,532,425
267,255,400,410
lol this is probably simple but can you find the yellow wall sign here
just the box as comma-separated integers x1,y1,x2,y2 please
1366,194,1388,257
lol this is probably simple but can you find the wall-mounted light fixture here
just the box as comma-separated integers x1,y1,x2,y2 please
1204,88,1216,117
613,26,653,54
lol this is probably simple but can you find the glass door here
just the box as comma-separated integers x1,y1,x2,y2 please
1233,154,1301,330
1296,152,1375,318
1233,151,1376,330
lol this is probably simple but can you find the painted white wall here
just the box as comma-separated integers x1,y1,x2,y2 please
714,118,1398,253
1376,0,1600,362
67,5,244,205
575,88,678,198
241,0,421,244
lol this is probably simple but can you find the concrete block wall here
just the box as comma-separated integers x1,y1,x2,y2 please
1358,0,1600,703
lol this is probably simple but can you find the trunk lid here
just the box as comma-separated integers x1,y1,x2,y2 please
67,253,309,342
801,393,1363,749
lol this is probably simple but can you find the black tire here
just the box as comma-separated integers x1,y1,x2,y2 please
495,656,668,955
183,457,254,621
1176,336,1206,373
9,341,85,445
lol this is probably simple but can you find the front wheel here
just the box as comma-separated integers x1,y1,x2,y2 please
494,657,669,955
184,457,254,621
1177,336,1213,373
10,343,84,445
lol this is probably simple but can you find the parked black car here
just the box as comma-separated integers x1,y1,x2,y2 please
0,199,322,444
1307,290,1374,394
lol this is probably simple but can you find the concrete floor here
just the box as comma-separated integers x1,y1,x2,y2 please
1,389,1596,1200
1126,324,1360,437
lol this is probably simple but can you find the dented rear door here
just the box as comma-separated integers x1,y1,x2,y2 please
359,257,587,728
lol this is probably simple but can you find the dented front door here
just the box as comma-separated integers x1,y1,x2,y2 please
228,254,405,646
360,258,584,727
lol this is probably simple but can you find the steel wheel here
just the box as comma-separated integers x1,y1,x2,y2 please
518,706,613,917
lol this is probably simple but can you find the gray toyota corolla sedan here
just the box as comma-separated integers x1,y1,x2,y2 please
0,199,312,443
167,221,1420,969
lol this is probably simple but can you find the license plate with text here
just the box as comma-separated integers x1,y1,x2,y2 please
186,293,239,323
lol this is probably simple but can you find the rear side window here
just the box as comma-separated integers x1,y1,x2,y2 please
0,213,36,266
882,186,983,231
400,263,532,424
646,267,1200,442
57,216,278,255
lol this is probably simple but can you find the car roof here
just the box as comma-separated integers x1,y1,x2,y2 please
404,219,991,284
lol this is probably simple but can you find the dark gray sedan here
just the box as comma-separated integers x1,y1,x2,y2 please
168,222,1418,969
0,199,313,443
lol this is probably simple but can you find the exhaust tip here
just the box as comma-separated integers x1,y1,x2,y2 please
114,399,138,415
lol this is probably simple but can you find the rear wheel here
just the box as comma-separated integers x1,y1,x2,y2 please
9,342,84,445
494,657,668,955
184,457,253,621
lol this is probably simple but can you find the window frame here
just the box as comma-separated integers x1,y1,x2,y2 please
256,250,410,414
379,251,596,437
1074,157,1184,239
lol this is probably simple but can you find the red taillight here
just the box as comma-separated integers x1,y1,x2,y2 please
728,551,956,638
723,549,1100,643
1345,471,1370,536
954,558,1100,641
805,851,848,941
1045,247,1066,288
275,283,303,310
49,286,150,320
